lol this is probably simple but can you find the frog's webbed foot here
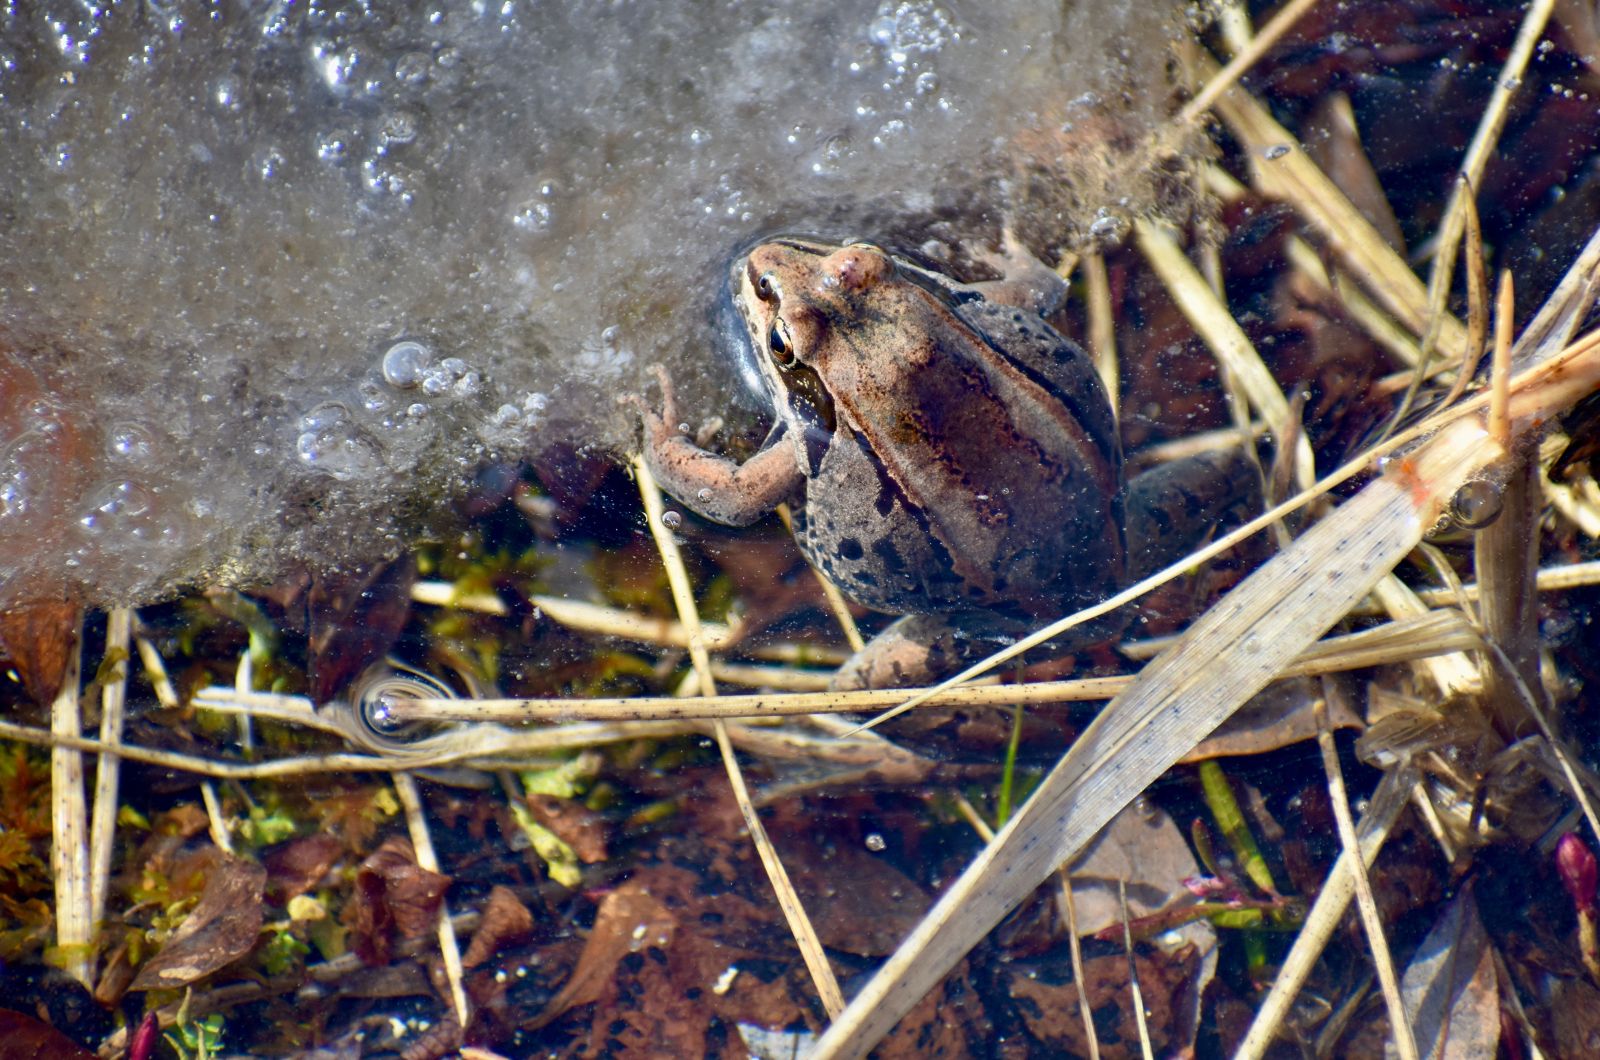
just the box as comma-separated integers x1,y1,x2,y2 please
830,613,1020,692
963,224,1069,316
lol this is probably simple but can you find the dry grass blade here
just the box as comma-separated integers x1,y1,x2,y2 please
1118,878,1156,1060
411,579,509,615
812,247,1600,1058
382,610,1477,725
1278,232,1423,366
1177,0,1321,126
1135,219,1315,489
633,456,847,1019
1315,683,1418,1060
779,502,865,653
1429,0,1558,289
133,629,181,709
1061,873,1099,1060
47,676,95,987
394,772,471,1028
50,635,92,988
1202,52,1466,357
1084,250,1117,411
1237,765,1418,1059
198,780,233,852
88,607,132,955
1365,576,1482,697
534,594,738,649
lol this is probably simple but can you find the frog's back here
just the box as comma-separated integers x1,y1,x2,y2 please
807,306,1124,618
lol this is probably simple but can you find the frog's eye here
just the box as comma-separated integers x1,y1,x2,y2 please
756,273,777,302
768,320,794,365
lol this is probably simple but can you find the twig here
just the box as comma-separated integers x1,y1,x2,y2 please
89,607,132,959
51,633,92,988
1315,682,1418,1060
394,772,471,1028
634,457,846,1019
1236,766,1416,1059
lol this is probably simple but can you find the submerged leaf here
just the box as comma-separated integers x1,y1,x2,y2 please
129,855,267,991
347,835,451,966
0,1008,97,1060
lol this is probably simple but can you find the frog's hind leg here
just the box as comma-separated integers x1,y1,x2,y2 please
830,613,1020,692
1123,446,1262,582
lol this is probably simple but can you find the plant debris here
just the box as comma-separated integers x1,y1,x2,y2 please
3,1,1600,1057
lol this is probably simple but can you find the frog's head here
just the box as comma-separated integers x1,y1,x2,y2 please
730,236,896,439
732,238,898,374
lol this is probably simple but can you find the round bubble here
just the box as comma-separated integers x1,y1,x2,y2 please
296,403,383,481
213,74,243,110
394,51,430,83
357,379,389,412
1087,207,1130,246
381,341,431,388
107,422,157,464
316,134,348,163
379,110,418,146
512,199,552,233
78,480,154,536
298,402,351,433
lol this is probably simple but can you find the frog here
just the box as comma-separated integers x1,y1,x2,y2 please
635,233,1249,691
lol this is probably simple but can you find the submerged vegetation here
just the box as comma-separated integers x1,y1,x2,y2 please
4,0,1600,1056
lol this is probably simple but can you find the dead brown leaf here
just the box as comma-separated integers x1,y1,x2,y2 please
524,794,609,864
1005,947,1198,1060
348,835,451,966
129,854,267,991
527,876,677,1031
875,959,986,1059
0,1008,97,1060
785,832,930,958
263,832,344,902
0,597,81,709
1399,887,1499,1060
462,886,534,969
305,555,417,705
1183,676,1363,762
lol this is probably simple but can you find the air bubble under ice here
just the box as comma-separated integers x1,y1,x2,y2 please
0,0,1194,612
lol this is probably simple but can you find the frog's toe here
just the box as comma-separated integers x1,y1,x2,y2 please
830,613,1014,691
647,363,682,424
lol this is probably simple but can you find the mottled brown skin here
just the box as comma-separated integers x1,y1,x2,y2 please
637,235,1127,688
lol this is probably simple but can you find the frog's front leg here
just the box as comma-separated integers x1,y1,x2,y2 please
634,365,803,527
964,225,1069,317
